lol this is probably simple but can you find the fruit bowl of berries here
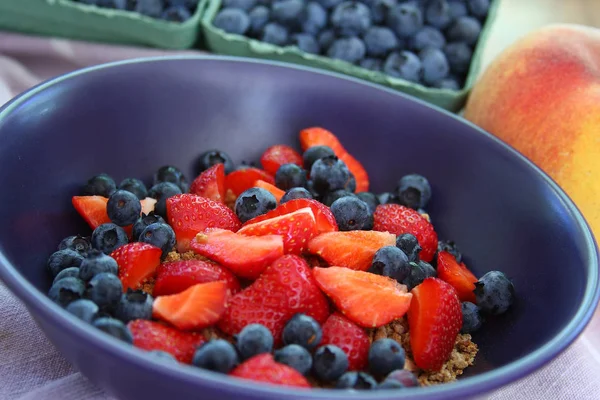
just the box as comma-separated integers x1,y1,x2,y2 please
0,56,598,400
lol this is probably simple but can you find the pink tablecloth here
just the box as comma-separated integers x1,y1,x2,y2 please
0,31,599,400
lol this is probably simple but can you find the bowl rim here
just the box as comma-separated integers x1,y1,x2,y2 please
0,55,598,400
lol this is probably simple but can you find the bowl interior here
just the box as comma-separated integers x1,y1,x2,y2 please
0,57,596,398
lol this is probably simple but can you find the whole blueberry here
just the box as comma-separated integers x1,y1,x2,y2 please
447,16,482,45
79,249,119,281
53,267,81,285
370,0,397,25
444,41,473,74
318,29,336,51
274,344,313,375
118,178,148,200
312,345,349,382
93,317,133,343
315,0,343,9
474,271,515,315
115,290,154,323
82,173,116,197
66,299,99,323
135,0,163,17
223,0,256,10
438,239,462,263
310,156,352,194
107,190,142,227
193,340,239,373
328,37,367,64
248,5,270,37
425,0,452,29
161,5,192,22
461,301,483,333
322,190,357,207
275,163,308,191
196,149,235,174
302,145,335,170
302,2,327,34
378,369,419,388
449,1,468,19
234,187,277,223
386,3,423,38
48,277,85,308
272,0,305,29
433,76,461,90
280,187,313,203
147,350,179,363
411,26,446,51
364,26,398,58
47,249,84,277
356,191,380,213
396,233,421,262
403,260,436,290
154,165,188,193
383,51,422,82
331,1,372,37
283,314,322,350
139,222,176,258
360,58,383,71
291,33,320,54
235,323,274,361
213,8,250,35
467,0,490,19
331,196,373,231
91,223,128,255
58,235,92,255
420,47,449,85
148,182,182,218
132,212,167,241
86,272,123,311
369,246,411,282
396,173,431,209
368,338,405,378
336,371,378,389
261,22,289,46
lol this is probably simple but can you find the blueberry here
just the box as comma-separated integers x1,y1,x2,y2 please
274,344,313,375
235,323,274,361
467,0,490,19
154,165,188,193
91,223,129,255
369,246,411,281
272,0,305,29
356,191,379,213
193,339,239,373
396,173,431,209
402,260,436,290
315,0,343,8
474,271,515,315
53,267,81,285
322,190,356,207
364,26,398,58
58,235,92,255
303,145,335,170
312,345,349,382
135,0,163,17
386,3,423,38
310,156,352,194
248,5,270,36
377,191,401,205
383,51,422,82
447,16,481,45
281,187,313,203
79,250,119,281
411,26,446,51
47,249,84,277
336,371,378,389
330,196,373,231
82,174,116,197
331,1,371,37
139,222,176,258
317,29,336,52
118,178,148,200
196,149,235,174
305,180,321,199
444,41,473,74
234,187,277,223
48,277,85,308
421,47,450,85
461,301,483,333
449,1,468,19
378,369,419,388
437,240,462,263
213,8,250,35
132,212,166,241
302,2,327,35
66,299,99,323
261,22,289,46
369,0,397,25
396,233,421,262
368,338,405,378
275,164,308,191
283,314,322,350
93,317,133,343
147,350,179,363
432,76,461,90
223,0,256,11
115,290,154,323
107,190,142,227
328,37,367,64
360,58,383,71
86,272,123,310
161,5,192,22
425,0,452,29
148,182,182,218
291,33,320,54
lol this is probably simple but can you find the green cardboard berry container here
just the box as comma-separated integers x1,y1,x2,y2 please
0,0,207,49
201,0,500,112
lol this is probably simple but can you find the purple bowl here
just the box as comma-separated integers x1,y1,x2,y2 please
0,56,598,400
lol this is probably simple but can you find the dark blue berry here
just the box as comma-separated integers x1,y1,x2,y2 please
272,0,305,30
292,33,320,54
396,233,421,262
369,246,411,281
377,191,402,205
281,187,313,203
312,345,349,382
283,314,322,350
248,5,270,36
318,29,336,51
403,260,436,290
88,225,125,260
331,1,372,37
261,22,289,46
474,271,515,315
149,182,182,218
223,0,256,10
79,250,119,281
364,26,398,57
315,0,342,8
147,350,179,363
66,299,99,323
58,235,92,255
305,180,321,200
444,41,473,74
411,26,446,51
467,0,490,19
135,0,163,17
214,8,250,35
322,190,357,207
420,47,449,85
328,37,367,64
93,317,133,343
331,196,373,231
433,76,461,90
48,277,85,308
82,174,116,197
275,164,308,191
336,371,378,389
368,338,405,378
355,192,379,213
378,369,419,389
396,173,431,209
425,0,452,29
234,187,277,223
449,1,468,19
132,212,166,241
447,16,481,45
139,222,176,258
193,339,239,373
310,156,352,194
53,267,81,285
360,58,383,71
461,301,483,333
161,5,192,22
303,145,335,170
302,2,327,35
86,272,123,310
369,0,397,25
438,240,462,263
235,323,274,360
47,249,84,277
115,290,153,323
387,3,423,38
154,165,188,193
196,149,235,174
384,51,422,82
118,178,148,200
107,190,142,227
274,344,313,375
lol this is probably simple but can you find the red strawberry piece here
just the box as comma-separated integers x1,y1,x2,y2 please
140,197,157,215
299,127,369,192
152,281,229,331
111,242,162,292
189,163,226,203
408,277,462,371
436,251,478,303
243,198,338,233
72,196,110,229
225,168,275,197
321,312,370,371
153,259,241,297
218,255,330,344
260,144,303,176
254,179,285,203
230,353,310,388
238,207,318,255
307,230,396,271
191,228,284,280
373,204,438,262
166,194,241,252
128,319,205,364
313,267,412,328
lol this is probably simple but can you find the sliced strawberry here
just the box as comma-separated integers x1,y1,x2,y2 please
218,255,330,344
140,197,157,215
307,231,396,271
408,277,462,371
153,259,241,297
225,168,275,197
436,251,477,303
111,243,162,291
238,207,318,255
254,179,285,203
260,144,303,176
313,267,412,328
230,353,310,388
128,319,205,364
243,198,338,233
72,196,110,229
191,228,284,280
152,281,229,331
373,204,438,262
321,312,370,371
189,163,226,203
299,127,369,192
166,194,241,252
